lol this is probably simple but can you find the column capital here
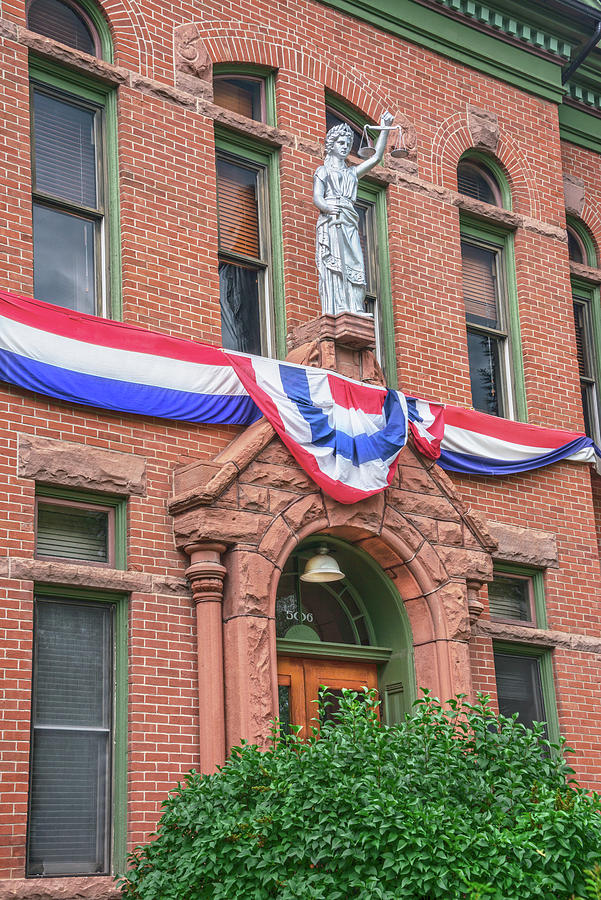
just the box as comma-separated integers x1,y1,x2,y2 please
466,580,485,626
184,541,227,605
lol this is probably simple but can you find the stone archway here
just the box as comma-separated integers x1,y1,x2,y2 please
170,418,496,773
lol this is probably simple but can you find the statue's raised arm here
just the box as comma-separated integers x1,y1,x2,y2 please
313,112,395,315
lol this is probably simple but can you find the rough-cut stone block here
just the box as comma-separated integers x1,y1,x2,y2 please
238,483,271,513
399,464,441,495
243,461,315,492
174,508,271,549
436,547,493,582
223,550,277,618
467,105,500,151
406,514,438,543
356,535,404,570
282,493,327,534
488,520,558,568
324,491,385,533
18,434,146,495
387,488,459,521
437,520,464,547
258,516,297,564
224,615,275,748
257,440,294,466
414,542,449,588
563,172,586,217
432,582,470,641
0,876,121,899
382,505,425,554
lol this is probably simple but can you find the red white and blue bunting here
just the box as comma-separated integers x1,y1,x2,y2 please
0,290,597,504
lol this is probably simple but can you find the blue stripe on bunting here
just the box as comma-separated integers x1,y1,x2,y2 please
278,365,407,465
0,349,261,425
438,436,593,475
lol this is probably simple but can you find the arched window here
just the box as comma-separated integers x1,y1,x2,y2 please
567,218,597,268
214,76,266,122
27,0,99,56
568,226,586,264
457,159,503,207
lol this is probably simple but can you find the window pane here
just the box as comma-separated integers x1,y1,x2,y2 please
462,242,499,327
494,652,546,732
33,91,98,208
467,328,503,416
488,575,532,622
34,601,112,728
219,262,261,354
28,0,96,55
457,162,499,206
325,107,363,157
573,301,593,378
568,228,585,264
356,202,376,296
37,503,109,563
213,78,264,121
217,158,260,258
33,204,96,313
278,685,291,735
28,600,113,876
299,582,358,645
28,729,109,875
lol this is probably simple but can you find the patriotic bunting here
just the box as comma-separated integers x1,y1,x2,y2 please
0,290,598,504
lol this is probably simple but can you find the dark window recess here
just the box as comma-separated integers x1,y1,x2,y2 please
216,155,268,355
213,77,264,121
278,685,290,735
36,502,110,564
568,228,585,265
488,575,533,623
457,161,501,207
494,651,547,734
573,298,599,440
28,599,113,876
325,106,363,157
27,0,97,55
461,239,509,417
31,87,102,314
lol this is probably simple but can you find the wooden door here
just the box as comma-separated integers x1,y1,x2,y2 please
277,655,378,736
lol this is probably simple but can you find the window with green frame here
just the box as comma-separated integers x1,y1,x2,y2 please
460,216,526,420
488,564,547,629
215,128,285,357
493,642,560,744
213,65,276,127
27,586,128,877
571,278,601,442
29,56,121,319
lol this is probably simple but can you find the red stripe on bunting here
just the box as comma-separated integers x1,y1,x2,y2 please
327,371,386,414
443,404,585,449
0,290,230,367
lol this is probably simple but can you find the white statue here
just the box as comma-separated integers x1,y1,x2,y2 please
313,111,395,315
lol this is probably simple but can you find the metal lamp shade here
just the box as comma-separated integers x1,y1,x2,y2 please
300,545,345,582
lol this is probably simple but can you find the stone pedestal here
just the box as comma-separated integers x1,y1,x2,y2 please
287,312,383,383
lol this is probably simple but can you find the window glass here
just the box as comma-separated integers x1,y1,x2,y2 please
216,150,271,356
36,501,110,564
28,599,113,876
213,77,264,122
28,0,97,55
457,161,501,206
573,294,600,440
488,574,533,623
568,227,585,265
494,651,547,733
461,236,511,418
31,85,104,315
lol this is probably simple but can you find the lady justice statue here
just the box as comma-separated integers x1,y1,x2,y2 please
313,111,395,315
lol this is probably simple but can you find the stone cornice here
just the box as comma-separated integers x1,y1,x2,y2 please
477,618,601,654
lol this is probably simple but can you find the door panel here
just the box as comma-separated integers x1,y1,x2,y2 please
277,655,378,735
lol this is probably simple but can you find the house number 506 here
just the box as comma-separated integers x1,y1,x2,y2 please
286,611,314,622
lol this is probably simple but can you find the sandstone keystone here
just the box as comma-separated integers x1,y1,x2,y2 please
488,520,558,568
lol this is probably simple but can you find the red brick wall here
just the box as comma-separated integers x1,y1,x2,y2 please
1,0,601,884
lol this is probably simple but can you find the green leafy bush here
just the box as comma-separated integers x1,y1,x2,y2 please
119,691,601,900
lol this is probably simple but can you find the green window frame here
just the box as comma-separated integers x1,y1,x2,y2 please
215,127,285,357
29,56,121,319
567,215,598,268
213,64,277,127
489,563,547,629
460,215,526,421
35,485,127,570
27,584,128,876
571,277,601,442
457,150,512,211
493,641,560,746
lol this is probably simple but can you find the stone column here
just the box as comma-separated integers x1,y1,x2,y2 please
185,541,227,773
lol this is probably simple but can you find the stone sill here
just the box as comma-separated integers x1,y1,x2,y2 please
0,875,121,899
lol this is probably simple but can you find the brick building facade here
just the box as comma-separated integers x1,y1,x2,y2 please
2,0,601,895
